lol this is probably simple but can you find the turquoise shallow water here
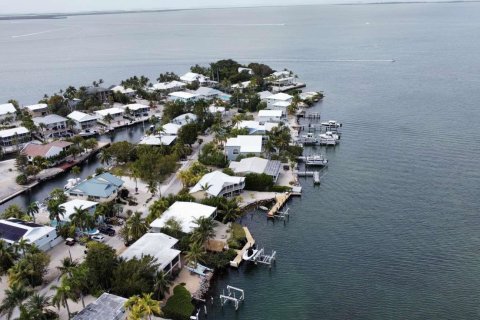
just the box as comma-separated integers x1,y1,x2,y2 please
1,3,480,319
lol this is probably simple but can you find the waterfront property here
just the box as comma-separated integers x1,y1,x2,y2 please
21,140,72,164
72,293,128,320
66,172,124,202
229,157,282,182
209,105,226,115
225,135,263,160
59,199,98,223
266,93,293,109
172,112,197,126
236,120,278,135
190,170,245,199
24,103,48,117
85,86,112,103
149,80,186,93
195,87,231,101
122,103,149,118
162,123,182,135
67,111,99,131
94,107,125,123
168,91,199,103
0,126,31,151
0,218,62,251
258,109,284,123
258,91,273,101
231,80,252,91
120,232,181,275
138,134,177,146
150,201,217,233
32,114,69,139
180,71,216,86
0,103,17,122
109,84,136,97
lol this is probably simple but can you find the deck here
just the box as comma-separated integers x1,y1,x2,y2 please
267,193,291,217
230,227,255,268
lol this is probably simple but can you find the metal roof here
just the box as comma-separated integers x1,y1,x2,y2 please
73,293,127,320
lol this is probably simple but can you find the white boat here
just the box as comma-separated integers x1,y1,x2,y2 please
64,178,81,190
306,155,328,166
259,206,269,211
319,131,340,146
242,246,258,261
298,132,318,145
321,120,342,128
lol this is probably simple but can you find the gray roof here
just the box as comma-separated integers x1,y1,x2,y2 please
86,86,109,94
69,172,124,198
73,293,127,320
32,114,67,125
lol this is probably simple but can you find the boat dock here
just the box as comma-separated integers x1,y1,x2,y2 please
230,227,255,268
267,193,292,217
313,172,321,184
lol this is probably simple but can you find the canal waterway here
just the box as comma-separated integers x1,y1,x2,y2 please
1,3,480,319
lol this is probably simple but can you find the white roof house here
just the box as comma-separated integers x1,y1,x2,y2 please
168,91,198,102
258,109,284,122
208,105,226,114
150,80,186,91
180,72,210,84
238,67,253,74
0,126,29,138
190,171,245,199
0,219,61,251
60,199,98,222
0,103,16,116
110,85,136,95
266,93,293,104
138,135,176,146
236,120,278,135
229,157,282,182
25,103,48,112
162,123,182,135
67,111,98,123
232,81,251,89
94,107,124,118
270,70,291,78
258,91,273,100
150,202,217,234
120,233,181,274
225,135,263,160
172,113,197,126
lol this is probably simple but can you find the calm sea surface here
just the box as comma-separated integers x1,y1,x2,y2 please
1,3,480,319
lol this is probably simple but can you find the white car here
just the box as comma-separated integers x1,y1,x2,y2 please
90,235,105,242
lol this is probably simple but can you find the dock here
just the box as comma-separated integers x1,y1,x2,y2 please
230,227,255,268
267,193,291,217
313,171,320,184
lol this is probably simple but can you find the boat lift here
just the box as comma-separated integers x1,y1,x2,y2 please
220,285,245,310
251,248,277,268
272,207,290,225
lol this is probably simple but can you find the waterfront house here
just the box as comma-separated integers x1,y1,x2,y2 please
59,199,98,223
180,72,215,86
190,170,245,199
258,90,273,101
0,103,17,122
150,80,186,93
85,86,112,103
236,120,278,135
162,123,182,135
238,67,254,75
73,293,127,320
172,113,197,126
225,135,263,160
231,80,252,91
0,219,62,251
109,85,136,97
209,105,226,115
25,103,48,117
120,233,181,275
138,134,177,146
32,114,69,139
94,107,125,123
229,157,282,182
266,93,292,109
195,87,231,101
258,109,283,123
21,140,72,164
122,103,149,118
150,202,217,234
0,127,31,150
167,91,198,103
66,172,124,202
67,111,99,131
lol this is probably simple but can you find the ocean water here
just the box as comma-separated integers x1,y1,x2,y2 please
1,3,480,319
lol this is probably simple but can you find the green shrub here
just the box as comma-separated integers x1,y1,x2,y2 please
227,223,246,249
270,185,292,193
16,174,28,185
163,285,195,320
222,167,235,176
198,142,227,168
244,173,273,191
201,249,237,270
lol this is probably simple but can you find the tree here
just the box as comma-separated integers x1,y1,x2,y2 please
20,293,57,320
70,206,94,235
8,247,50,287
185,241,204,268
111,256,158,298
67,264,90,308
125,293,161,320
147,180,158,197
47,201,66,224
56,257,78,278
0,282,32,320
126,212,148,242
15,154,28,174
51,278,77,320
0,240,17,275
152,271,172,300
103,113,113,125
157,72,179,83
85,242,117,290
71,166,81,177
177,123,198,146
191,216,216,246
98,149,112,166
2,205,28,220
219,198,242,223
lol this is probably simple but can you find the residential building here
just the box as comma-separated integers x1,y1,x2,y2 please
167,91,198,103
85,86,112,103
238,67,253,75
122,103,149,118
67,111,99,131
32,114,69,139
66,172,124,201
73,293,127,320
150,202,217,234
236,120,278,135
0,219,62,251
208,105,226,114
21,141,72,163
180,72,214,86
0,103,17,122
266,93,293,109
258,91,273,101
120,233,181,275
225,135,263,160
138,135,176,146
231,81,252,91
109,85,136,97
25,103,48,117
229,157,282,182
94,107,125,123
150,80,186,93
162,123,181,135
0,127,31,149
258,109,283,123
190,170,245,199
59,199,98,223
171,113,197,126
195,87,231,102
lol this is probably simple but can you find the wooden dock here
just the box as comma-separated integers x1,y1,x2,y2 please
230,227,255,268
267,193,292,217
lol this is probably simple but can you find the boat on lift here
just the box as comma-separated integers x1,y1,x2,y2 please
321,120,342,128
242,245,259,261
319,131,340,146
305,155,328,166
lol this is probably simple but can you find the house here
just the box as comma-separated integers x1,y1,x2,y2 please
138,135,176,146
32,114,69,139
180,72,213,86
94,108,125,122
25,104,48,117
229,157,282,182
122,103,149,118
0,103,17,122
236,120,278,135
150,202,217,234
269,70,291,79
271,101,291,114
120,233,181,275
208,105,226,114
231,81,252,91
190,171,245,199
109,85,136,97
150,80,186,93
225,135,263,160
167,91,198,103
85,86,112,103
238,67,253,75
258,91,273,101
162,123,182,135
21,141,72,163
258,109,283,123
73,293,127,320
66,172,124,201
171,113,197,126
266,93,292,109
67,111,99,131
0,219,62,251
0,127,31,149
59,199,98,223
195,87,231,101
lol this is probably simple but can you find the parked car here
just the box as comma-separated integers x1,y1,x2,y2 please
65,238,76,246
99,226,116,236
90,235,105,242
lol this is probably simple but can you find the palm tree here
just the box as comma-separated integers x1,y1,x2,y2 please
56,257,78,278
48,202,66,224
0,282,32,320
126,212,148,241
67,265,89,308
185,241,205,268
23,293,57,320
98,149,112,166
0,240,18,275
220,199,241,223
103,113,113,125
124,293,161,320
51,279,77,320
70,206,94,235
152,271,172,300
147,180,158,196
191,217,216,246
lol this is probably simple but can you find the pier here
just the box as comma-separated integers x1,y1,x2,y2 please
313,171,321,184
230,227,255,268
267,192,292,217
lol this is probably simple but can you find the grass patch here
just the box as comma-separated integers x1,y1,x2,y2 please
227,222,246,250
109,164,130,177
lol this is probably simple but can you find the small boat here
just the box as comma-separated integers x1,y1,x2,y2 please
64,178,81,190
242,245,258,261
306,155,328,166
319,131,340,146
321,120,342,128
298,132,318,145
259,206,269,211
